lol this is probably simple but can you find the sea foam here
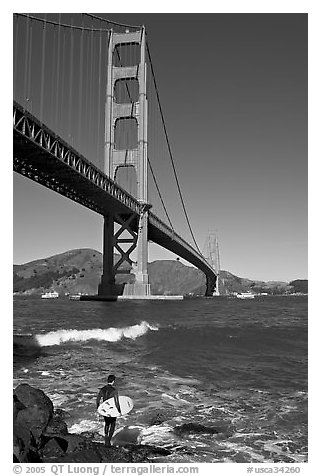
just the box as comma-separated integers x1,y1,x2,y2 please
35,321,158,347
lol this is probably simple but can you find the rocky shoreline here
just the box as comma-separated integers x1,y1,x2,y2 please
13,384,171,463
13,383,238,463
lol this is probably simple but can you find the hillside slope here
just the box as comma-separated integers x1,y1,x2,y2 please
13,248,306,296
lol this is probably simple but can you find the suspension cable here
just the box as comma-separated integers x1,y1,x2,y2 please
146,39,202,254
147,157,175,231
15,13,111,32
84,13,142,30
16,13,197,251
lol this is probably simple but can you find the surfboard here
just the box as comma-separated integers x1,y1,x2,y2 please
97,395,134,418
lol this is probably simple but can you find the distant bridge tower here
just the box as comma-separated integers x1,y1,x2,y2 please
203,232,220,296
98,27,151,297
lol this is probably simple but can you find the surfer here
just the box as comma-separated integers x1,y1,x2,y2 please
96,374,121,446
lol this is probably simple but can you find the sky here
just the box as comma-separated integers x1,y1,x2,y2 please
11,8,309,283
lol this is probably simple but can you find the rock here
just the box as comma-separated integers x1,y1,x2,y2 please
14,384,54,445
15,406,49,440
41,438,66,459
43,414,68,436
63,433,95,453
95,443,169,463
96,445,144,463
49,448,103,463
79,431,104,442
13,384,173,463
112,426,141,446
13,384,54,461
14,384,54,418
124,444,171,458
138,409,176,426
13,394,26,418
54,409,71,419
174,422,233,436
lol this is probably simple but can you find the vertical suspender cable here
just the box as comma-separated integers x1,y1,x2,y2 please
78,22,84,149
55,14,62,129
23,14,30,108
49,23,57,126
27,20,33,113
68,17,74,144
85,28,90,152
60,29,66,136
13,15,19,99
39,14,47,123
96,29,103,165
88,26,94,157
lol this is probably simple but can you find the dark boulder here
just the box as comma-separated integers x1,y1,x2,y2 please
174,422,234,437
50,447,103,463
13,384,54,461
137,409,176,426
14,384,54,442
13,384,173,463
124,444,171,458
14,384,54,417
43,414,68,436
112,426,141,446
41,438,66,460
62,433,96,453
79,430,104,442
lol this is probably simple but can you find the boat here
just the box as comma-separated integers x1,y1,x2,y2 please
69,294,81,300
41,291,59,299
236,292,255,299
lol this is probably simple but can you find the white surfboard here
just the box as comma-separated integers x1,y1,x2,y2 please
97,395,134,417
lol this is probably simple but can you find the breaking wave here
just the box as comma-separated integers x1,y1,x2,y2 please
34,321,158,347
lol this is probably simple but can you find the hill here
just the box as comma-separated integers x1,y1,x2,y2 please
13,248,307,296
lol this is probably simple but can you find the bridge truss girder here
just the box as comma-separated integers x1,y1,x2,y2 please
13,101,217,295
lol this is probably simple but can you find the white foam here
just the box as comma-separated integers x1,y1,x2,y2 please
139,424,174,445
50,394,70,407
159,376,201,385
68,419,101,435
34,321,158,347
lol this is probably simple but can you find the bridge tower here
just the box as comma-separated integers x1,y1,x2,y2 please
98,27,151,297
204,232,220,296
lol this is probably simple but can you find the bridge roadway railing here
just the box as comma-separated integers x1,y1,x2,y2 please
13,101,216,280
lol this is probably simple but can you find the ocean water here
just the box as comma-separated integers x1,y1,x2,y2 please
13,295,308,463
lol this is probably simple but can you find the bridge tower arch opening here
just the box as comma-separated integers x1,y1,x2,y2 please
99,27,151,297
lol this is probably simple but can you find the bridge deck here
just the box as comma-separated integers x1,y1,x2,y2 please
13,101,217,281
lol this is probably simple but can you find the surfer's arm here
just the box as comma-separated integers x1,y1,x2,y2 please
96,389,103,409
114,392,121,414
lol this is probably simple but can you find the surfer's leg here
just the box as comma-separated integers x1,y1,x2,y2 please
104,417,111,446
107,418,116,445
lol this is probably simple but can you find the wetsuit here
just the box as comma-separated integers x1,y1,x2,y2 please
96,383,121,445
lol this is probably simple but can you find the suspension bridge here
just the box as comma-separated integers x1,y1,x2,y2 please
13,13,218,299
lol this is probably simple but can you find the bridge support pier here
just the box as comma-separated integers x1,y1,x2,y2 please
98,209,151,298
122,206,151,297
205,275,217,297
98,213,121,297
